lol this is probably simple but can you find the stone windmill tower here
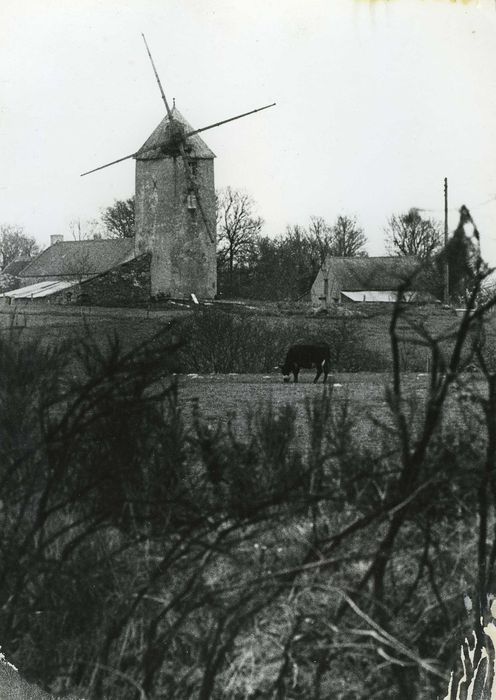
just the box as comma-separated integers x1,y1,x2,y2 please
133,105,217,298
82,36,274,300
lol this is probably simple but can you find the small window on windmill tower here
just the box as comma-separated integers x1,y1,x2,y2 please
187,192,197,210
189,160,198,178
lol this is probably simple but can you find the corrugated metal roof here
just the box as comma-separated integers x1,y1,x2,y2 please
3,280,77,299
324,256,419,291
341,290,434,303
135,106,215,160
20,238,135,278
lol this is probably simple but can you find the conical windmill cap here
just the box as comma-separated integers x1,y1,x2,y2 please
135,106,216,160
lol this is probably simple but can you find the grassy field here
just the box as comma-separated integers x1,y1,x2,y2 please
177,368,486,456
177,371,440,445
1,299,492,398
0,300,478,354
0,303,186,352
179,371,399,422
1,297,478,444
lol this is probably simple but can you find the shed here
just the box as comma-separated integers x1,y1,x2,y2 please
310,256,437,308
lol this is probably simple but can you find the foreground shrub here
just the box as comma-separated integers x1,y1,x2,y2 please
176,308,387,373
175,308,293,373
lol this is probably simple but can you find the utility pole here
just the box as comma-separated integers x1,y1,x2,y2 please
444,177,449,305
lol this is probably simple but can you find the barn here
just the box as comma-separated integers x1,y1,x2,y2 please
311,256,438,308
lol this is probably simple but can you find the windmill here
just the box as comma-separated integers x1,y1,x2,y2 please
81,35,275,299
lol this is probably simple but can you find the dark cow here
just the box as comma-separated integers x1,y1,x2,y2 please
281,343,331,383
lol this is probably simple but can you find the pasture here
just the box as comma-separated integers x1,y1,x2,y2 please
177,370,476,443
0,299,482,368
0,303,187,349
177,368,486,476
0,300,489,439
179,370,405,425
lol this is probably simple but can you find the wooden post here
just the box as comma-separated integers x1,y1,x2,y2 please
444,177,449,305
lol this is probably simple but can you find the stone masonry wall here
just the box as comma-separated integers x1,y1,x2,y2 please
135,156,217,299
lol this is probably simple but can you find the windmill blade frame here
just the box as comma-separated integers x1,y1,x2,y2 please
142,33,174,121
184,102,276,139
82,37,275,179
81,152,137,177
81,99,275,176
81,35,274,248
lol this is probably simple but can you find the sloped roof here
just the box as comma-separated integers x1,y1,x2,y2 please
20,238,135,278
2,257,32,276
135,106,216,160
324,256,420,291
3,280,77,299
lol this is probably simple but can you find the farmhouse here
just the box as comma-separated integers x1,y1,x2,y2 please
8,236,145,306
311,256,437,308
19,237,136,287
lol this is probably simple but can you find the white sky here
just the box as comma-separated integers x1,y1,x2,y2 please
1,0,496,260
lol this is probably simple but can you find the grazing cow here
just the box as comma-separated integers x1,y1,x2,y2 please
281,343,331,383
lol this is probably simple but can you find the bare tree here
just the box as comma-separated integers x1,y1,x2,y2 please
62,220,100,287
308,216,334,264
0,224,39,269
61,249,94,284
385,208,441,260
330,215,368,257
69,218,104,241
101,197,135,238
306,214,367,262
217,187,263,286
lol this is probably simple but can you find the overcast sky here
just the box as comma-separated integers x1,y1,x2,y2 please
1,0,496,261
